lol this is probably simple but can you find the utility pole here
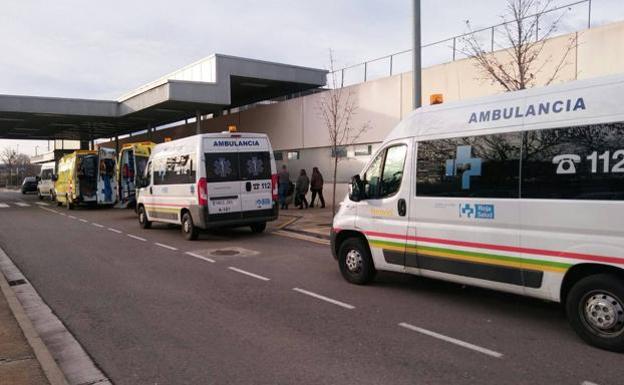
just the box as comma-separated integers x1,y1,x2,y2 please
413,0,422,110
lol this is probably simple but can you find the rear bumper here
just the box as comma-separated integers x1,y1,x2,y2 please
191,204,279,229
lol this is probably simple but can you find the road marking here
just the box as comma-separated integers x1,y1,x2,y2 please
58,212,67,216
228,267,270,281
40,207,57,213
398,322,503,358
0,203,9,208
14,202,30,207
185,251,216,263
127,234,146,241
108,228,122,234
91,223,104,228
154,242,177,251
582,382,600,385
68,215,77,219
79,219,88,223
292,288,355,309
35,202,49,206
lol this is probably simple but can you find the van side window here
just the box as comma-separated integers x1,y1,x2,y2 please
362,151,384,199
416,132,522,198
522,123,624,200
380,145,407,198
153,154,196,185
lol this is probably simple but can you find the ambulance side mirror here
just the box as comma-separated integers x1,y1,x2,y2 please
349,175,364,202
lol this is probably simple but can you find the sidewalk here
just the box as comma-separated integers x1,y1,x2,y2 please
274,205,334,242
0,274,51,385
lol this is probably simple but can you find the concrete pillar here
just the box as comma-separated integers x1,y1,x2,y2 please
196,110,202,135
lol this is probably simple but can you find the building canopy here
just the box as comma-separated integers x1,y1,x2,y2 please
0,54,327,141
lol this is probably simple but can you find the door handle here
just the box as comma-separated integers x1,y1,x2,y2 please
397,198,406,217
149,186,153,195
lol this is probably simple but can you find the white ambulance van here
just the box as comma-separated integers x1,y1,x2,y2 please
136,131,279,240
331,74,624,352
37,161,56,200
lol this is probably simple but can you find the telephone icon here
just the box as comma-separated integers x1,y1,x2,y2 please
552,154,581,174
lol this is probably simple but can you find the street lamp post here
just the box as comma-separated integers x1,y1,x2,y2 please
413,0,422,110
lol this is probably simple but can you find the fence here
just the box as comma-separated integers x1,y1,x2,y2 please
330,0,593,88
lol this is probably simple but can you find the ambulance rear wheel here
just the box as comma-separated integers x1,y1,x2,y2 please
338,238,376,285
138,205,151,229
181,212,199,241
250,222,266,233
566,274,624,352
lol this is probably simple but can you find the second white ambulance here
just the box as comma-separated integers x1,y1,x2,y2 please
136,131,279,240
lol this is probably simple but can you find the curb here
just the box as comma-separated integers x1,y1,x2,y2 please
0,260,69,385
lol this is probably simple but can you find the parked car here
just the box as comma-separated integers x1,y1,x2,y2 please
37,162,56,200
21,176,39,194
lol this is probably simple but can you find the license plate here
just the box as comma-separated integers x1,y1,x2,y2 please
209,198,237,213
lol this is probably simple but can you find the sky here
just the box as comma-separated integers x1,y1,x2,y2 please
1,0,623,156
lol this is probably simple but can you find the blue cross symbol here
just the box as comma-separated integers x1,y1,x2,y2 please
445,145,482,190
460,203,475,218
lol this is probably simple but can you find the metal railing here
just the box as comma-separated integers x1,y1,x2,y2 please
331,0,593,88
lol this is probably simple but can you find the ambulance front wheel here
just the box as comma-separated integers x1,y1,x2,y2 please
181,212,199,241
138,205,151,229
338,237,376,285
65,195,74,210
566,273,624,352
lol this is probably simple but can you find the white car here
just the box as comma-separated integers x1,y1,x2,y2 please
331,73,624,352
37,162,56,200
136,131,279,240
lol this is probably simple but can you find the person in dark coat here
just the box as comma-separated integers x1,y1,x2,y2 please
278,165,290,209
310,167,325,208
295,169,310,209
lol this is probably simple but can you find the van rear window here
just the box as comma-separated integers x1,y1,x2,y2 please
205,152,271,182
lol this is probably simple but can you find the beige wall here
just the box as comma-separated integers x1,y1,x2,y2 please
105,20,624,152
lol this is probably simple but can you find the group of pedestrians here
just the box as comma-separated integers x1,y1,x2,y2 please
277,165,325,210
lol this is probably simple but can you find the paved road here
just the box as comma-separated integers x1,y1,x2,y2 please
0,190,621,385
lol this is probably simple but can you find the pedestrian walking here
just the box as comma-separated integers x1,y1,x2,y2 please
310,167,325,208
295,169,310,209
278,165,290,210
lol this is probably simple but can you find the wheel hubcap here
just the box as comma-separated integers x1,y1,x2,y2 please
583,291,624,335
184,220,190,233
345,249,363,273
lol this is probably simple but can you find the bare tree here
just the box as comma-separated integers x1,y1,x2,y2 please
0,148,18,186
319,50,370,216
461,0,578,91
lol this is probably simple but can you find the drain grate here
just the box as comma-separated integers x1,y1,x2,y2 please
212,249,240,256
8,278,27,287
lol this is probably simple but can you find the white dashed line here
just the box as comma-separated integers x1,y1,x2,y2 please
68,215,77,220
127,234,146,241
582,381,600,385
399,322,503,358
91,223,104,228
154,242,177,251
14,202,30,207
79,219,88,223
40,207,57,213
292,288,354,309
59,213,67,216
185,252,216,263
228,267,270,281
35,202,49,206
108,228,122,234
0,203,8,208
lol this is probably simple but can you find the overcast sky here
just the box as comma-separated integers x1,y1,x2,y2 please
1,0,623,156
